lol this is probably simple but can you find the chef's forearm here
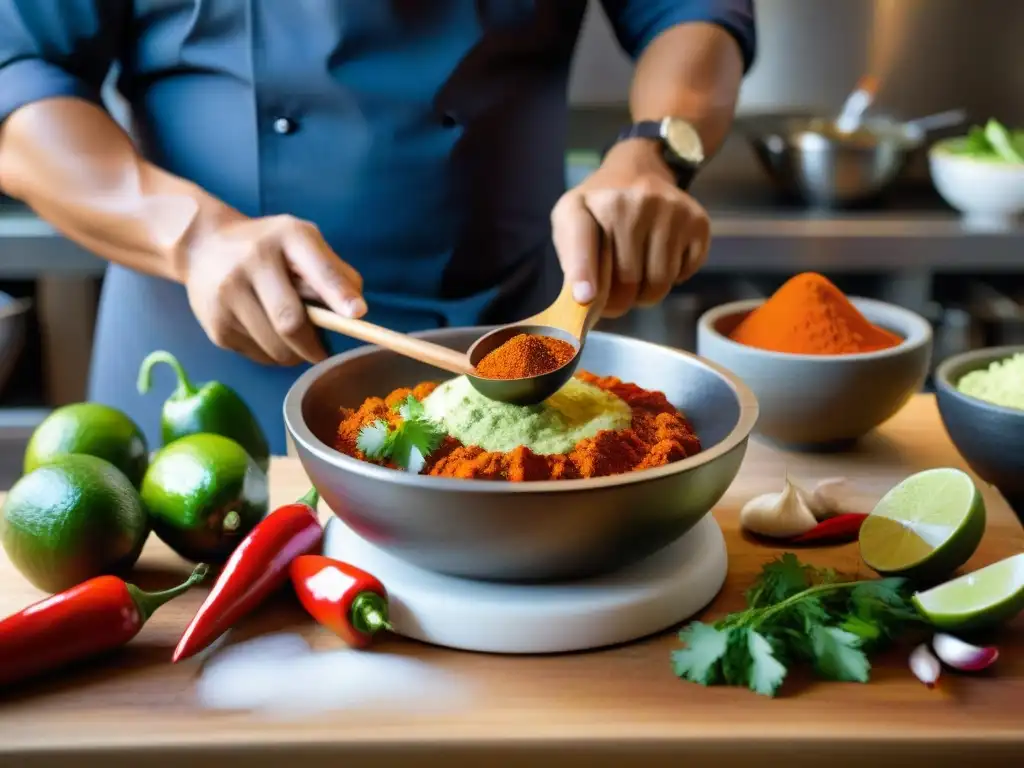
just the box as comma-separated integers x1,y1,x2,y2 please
628,22,745,158
0,97,239,282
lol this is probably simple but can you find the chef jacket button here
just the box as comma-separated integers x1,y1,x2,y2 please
273,117,298,135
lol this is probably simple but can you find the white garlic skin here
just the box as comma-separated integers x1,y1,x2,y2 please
740,479,819,539
909,643,942,688
808,477,876,521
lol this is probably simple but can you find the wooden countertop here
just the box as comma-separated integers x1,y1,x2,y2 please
0,395,1021,768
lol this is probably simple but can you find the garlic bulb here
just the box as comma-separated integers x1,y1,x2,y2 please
808,477,877,521
740,477,819,539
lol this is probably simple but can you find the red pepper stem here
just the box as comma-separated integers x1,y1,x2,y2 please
350,591,393,635
136,350,198,398
126,563,210,625
298,487,320,509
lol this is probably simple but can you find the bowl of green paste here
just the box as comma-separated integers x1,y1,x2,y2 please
935,345,1024,522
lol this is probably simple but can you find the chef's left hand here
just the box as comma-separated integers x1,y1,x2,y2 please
551,139,710,318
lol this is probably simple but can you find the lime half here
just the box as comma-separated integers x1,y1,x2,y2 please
859,468,985,583
912,553,1024,631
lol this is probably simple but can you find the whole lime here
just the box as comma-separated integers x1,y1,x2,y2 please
141,433,268,563
25,403,149,488
1,454,150,593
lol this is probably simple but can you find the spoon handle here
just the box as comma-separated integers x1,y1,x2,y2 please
526,234,613,339
905,109,967,134
306,305,475,376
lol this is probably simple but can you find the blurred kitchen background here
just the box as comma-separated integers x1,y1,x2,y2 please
1,0,1023,481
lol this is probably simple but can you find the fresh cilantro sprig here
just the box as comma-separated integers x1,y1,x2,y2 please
671,553,922,697
355,395,445,474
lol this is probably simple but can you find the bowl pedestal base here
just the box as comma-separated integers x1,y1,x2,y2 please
322,514,728,654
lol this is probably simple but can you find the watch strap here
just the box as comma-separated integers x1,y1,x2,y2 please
608,120,700,191
615,120,663,144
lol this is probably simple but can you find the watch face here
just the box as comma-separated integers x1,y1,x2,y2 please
661,118,704,164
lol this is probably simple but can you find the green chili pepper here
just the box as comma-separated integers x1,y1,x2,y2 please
136,350,270,472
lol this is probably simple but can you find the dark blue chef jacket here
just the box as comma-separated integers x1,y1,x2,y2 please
0,1,755,454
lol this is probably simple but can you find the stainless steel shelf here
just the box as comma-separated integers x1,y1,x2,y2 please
3,189,1024,278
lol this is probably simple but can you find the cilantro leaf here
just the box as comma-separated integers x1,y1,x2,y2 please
837,614,882,644
720,627,751,686
745,629,787,697
394,394,426,421
356,397,446,473
390,418,444,473
356,420,392,459
671,622,730,686
846,578,920,644
810,625,870,683
712,627,787,696
850,577,908,607
745,553,812,607
671,553,920,698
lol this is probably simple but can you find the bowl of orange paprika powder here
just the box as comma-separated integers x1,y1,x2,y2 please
697,272,932,450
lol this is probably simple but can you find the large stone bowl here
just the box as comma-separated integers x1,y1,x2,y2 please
284,328,758,582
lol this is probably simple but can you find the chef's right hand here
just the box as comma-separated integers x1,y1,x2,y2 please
183,215,366,366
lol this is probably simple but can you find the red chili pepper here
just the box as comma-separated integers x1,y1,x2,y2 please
790,513,869,544
173,488,323,662
0,564,208,687
290,555,392,648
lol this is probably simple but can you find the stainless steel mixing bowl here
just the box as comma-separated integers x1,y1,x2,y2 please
284,328,758,582
738,112,925,208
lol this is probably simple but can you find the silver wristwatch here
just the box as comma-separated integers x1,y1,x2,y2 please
608,117,705,190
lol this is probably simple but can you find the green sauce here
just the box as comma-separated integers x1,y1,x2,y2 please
421,375,632,455
956,353,1024,411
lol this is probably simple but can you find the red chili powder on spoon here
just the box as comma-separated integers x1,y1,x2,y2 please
475,333,576,380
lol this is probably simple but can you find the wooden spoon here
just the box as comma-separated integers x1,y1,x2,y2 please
463,236,613,405
306,306,475,377
307,235,611,405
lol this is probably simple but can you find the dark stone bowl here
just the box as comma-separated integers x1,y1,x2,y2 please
935,345,1024,522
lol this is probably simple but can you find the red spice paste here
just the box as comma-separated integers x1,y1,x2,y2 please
333,372,703,482
475,333,576,379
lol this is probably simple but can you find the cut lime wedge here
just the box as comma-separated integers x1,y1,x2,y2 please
912,553,1024,631
859,468,985,583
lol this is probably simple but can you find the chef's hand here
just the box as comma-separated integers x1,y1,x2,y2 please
551,139,710,318
183,214,366,366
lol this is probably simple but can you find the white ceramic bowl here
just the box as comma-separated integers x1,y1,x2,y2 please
929,140,1024,229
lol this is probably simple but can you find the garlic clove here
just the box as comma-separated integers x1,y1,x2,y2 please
932,633,999,672
808,477,876,521
740,478,819,539
909,643,942,688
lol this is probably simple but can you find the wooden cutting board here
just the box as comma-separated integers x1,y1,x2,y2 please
0,395,1021,768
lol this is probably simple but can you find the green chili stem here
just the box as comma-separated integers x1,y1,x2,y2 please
298,487,320,509
351,592,393,635
126,563,210,624
137,350,198,398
